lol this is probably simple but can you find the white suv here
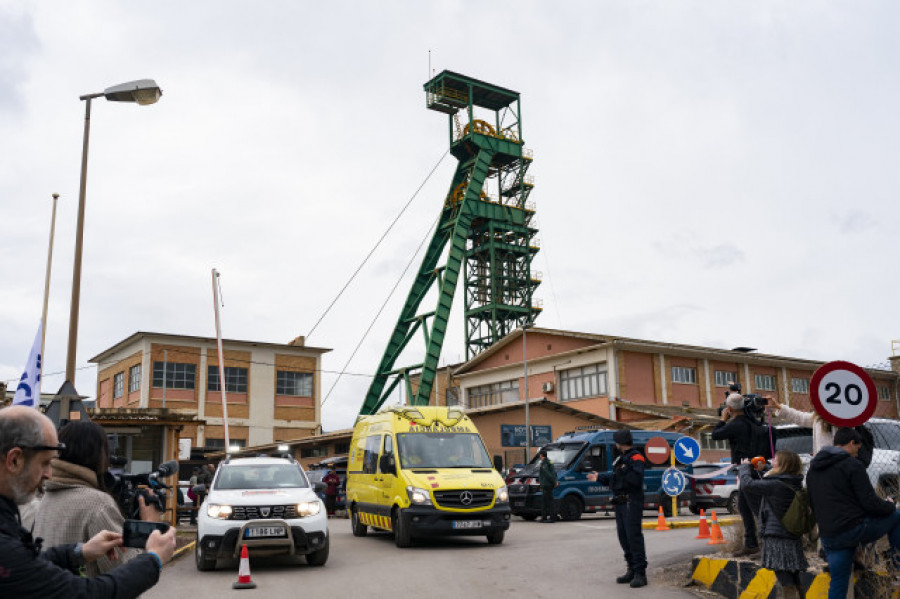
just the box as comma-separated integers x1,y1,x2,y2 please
195,456,328,570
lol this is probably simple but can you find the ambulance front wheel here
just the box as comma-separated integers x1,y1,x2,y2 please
393,510,412,548
351,506,368,537
486,530,505,545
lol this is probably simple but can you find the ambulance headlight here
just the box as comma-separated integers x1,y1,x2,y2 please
496,486,509,503
207,504,233,519
296,501,321,517
407,486,433,506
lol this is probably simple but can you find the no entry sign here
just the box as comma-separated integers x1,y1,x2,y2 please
810,360,877,428
644,436,670,465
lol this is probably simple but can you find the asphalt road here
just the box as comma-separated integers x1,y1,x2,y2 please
145,515,705,599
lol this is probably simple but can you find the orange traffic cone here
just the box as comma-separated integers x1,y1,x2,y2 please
707,511,726,545
232,544,257,589
695,509,710,540
655,506,670,531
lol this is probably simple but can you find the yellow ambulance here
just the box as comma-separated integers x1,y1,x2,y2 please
346,406,511,547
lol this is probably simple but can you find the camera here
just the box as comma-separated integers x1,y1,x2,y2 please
741,393,768,424
107,460,178,519
122,520,170,549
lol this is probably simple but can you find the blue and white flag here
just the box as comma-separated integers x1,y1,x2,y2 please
13,322,43,407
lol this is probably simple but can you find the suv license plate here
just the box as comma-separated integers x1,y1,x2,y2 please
451,520,483,529
245,527,286,538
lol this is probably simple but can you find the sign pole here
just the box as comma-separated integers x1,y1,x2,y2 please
670,451,677,518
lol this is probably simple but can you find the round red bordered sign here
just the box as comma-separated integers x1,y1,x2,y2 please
644,436,670,465
810,360,877,428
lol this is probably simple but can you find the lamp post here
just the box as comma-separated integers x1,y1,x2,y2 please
522,323,534,461
61,80,162,416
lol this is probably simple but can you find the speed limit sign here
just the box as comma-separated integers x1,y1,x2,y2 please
810,360,877,428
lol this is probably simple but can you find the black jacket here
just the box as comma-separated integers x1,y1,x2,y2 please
711,415,754,464
738,466,803,539
538,458,557,489
806,447,895,538
0,495,159,598
598,448,646,496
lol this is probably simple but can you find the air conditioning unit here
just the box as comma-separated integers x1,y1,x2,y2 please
542,382,555,393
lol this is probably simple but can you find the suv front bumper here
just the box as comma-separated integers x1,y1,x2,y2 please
198,519,328,558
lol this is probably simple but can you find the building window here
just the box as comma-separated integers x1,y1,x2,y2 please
208,366,248,393
791,378,810,394
128,364,141,393
467,380,519,408
205,438,246,449
672,366,697,385
754,374,776,392
301,446,328,458
880,386,892,401
113,373,124,398
700,432,729,451
559,363,608,401
445,386,460,406
152,362,196,389
714,371,737,387
334,442,350,454
276,371,313,396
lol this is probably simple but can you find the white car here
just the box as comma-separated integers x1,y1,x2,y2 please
195,456,328,570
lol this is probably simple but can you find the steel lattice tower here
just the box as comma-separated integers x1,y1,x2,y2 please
359,71,540,416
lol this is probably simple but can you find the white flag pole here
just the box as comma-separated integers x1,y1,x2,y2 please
40,193,59,378
211,269,230,449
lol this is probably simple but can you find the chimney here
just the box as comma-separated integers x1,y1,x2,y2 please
289,336,306,347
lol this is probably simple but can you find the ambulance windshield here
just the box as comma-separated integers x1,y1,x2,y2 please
397,432,493,469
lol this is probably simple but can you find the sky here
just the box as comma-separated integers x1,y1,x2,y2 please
2,1,899,431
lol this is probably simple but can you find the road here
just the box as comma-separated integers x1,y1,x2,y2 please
146,515,705,599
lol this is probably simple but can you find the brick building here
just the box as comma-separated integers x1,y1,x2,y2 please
89,332,331,448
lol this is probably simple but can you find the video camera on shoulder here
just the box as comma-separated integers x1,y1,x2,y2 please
106,459,179,519
716,382,769,425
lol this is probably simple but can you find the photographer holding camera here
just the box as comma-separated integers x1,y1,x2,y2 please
712,385,763,557
33,421,163,576
0,406,175,598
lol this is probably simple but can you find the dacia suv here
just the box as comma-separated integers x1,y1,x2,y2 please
195,456,328,570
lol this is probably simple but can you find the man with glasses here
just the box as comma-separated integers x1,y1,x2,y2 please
0,406,176,597
807,427,900,599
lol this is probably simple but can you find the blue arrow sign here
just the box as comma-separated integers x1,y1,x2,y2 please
661,467,687,496
673,436,701,465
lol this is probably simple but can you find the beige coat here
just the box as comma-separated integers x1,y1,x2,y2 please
775,404,834,455
33,459,140,576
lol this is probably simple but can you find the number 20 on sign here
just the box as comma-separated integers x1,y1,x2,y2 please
810,360,877,428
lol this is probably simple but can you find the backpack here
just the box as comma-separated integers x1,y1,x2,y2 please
774,482,815,537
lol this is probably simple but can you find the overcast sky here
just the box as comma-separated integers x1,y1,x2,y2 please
2,1,899,431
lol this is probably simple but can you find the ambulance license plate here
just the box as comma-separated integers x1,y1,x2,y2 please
451,520,482,529
245,527,285,538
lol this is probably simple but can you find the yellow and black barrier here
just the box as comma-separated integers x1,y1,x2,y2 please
690,556,900,598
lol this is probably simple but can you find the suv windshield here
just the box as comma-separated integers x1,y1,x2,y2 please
214,464,308,490
529,443,586,469
397,433,493,469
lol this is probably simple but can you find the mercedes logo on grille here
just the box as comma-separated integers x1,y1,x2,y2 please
460,491,474,505
260,507,271,517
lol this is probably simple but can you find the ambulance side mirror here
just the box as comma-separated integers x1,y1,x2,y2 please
493,455,503,472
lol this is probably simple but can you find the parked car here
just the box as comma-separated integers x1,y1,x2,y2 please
689,462,739,515
195,455,328,570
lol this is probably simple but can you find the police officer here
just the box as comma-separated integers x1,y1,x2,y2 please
537,450,558,522
590,429,647,588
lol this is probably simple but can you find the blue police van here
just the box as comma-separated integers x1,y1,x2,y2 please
507,428,692,521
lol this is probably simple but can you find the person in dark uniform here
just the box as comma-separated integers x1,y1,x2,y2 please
589,429,647,588
537,450,558,522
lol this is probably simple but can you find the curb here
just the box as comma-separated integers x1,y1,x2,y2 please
689,556,899,599
172,540,196,560
641,516,740,530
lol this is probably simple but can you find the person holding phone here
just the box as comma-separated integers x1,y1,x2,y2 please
0,406,176,597
33,420,162,576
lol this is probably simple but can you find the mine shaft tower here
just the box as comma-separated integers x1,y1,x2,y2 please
359,71,540,416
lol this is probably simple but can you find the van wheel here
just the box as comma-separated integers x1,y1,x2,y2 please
559,496,583,521
351,506,367,537
393,510,412,548
194,540,216,571
520,514,538,521
727,492,739,515
305,539,329,566
486,530,505,545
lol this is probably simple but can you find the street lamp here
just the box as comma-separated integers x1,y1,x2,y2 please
522,323,534,461
61,80,162,416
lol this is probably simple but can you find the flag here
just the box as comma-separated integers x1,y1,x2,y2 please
13,322,43,407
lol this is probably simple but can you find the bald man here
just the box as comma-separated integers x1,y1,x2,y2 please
0,406,176,598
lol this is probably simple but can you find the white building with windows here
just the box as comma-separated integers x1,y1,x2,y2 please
90,332,331,448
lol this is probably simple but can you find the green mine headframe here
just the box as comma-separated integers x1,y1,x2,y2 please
359,71,540,417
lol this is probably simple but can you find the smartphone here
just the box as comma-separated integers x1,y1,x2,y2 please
122,520,170,549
